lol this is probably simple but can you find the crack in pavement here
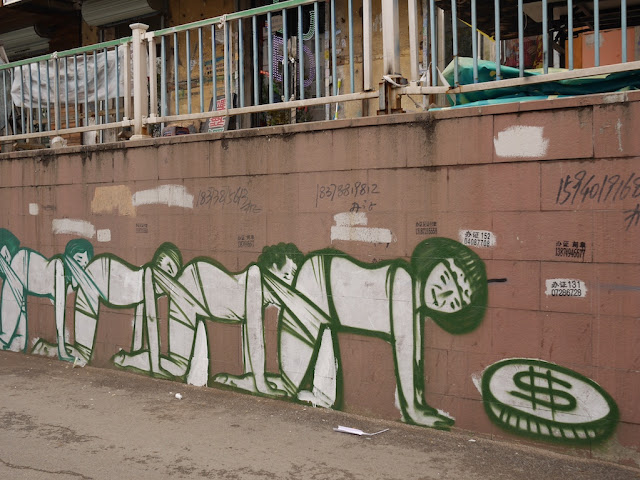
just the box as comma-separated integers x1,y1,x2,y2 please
0,457,93,479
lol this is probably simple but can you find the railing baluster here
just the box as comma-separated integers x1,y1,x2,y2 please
348,0,354,92
283,9,289,102
238,19,245,108
224,18,231,112
83,53,88,129
253,15,259,106
542,0,548,73
19,65,25,134
55,57,61,133
299,5,304,100
104,48,109,125
93,50,99,129
568,0,573,70
37,62,43,131
494,0,500,80
451,0,459,85
199,27,205,113
212,25,217,109
174,33,179,115
314,2,321,97
518,0,524,76
471,0,478,83
268,12,274,103
115,45,120,122
429,0,437,85
1,70,7,134
331,0,337,95
74,56,79,126
28,62,33,133
622,0,627,63
594,0,600,66
186,30,192,114
161,36,167,123
65,57,70,128
11,69,17,134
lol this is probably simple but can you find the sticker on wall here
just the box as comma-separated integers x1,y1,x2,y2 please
545,279,587,298
459,230,496,248
28,203,39,216
415,221,437,236
330,212,395,244
493,126,549,158
481,358,618,444
555,240,587,261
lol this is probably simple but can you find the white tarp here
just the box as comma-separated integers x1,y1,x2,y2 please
10,48,136,108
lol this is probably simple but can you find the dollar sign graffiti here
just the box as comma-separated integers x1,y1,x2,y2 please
510,366,577,419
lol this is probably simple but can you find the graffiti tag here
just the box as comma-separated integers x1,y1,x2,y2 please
196,186,262,214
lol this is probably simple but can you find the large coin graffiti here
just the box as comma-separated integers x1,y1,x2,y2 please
481,358,619,444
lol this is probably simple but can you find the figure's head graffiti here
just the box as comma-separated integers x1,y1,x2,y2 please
411,238,488,334
258,242,303,285
64,238,94,267
481,358,619,445
63,238,95,286
0,228,20,272
152,242,182,277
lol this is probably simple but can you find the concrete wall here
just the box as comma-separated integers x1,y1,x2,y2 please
0,90,639,467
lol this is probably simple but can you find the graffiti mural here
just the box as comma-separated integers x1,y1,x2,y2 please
481,358,619,444
0,228,93,361
0,231,491,429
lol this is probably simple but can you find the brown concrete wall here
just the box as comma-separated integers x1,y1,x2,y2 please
1,90,639,467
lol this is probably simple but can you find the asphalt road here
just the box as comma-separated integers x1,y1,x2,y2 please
0,351,638,480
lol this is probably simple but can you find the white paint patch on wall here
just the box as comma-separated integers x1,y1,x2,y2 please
459,229,496,248
28,203,39,215
97,229,111,243
494,126,549,158
545,279,587,298
132,185,194,209
330,212,395,244
52,219,96,238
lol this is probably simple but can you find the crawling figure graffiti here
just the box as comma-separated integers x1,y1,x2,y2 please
0,229,94,362
215,238,488,429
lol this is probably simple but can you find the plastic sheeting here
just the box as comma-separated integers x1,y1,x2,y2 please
442,57,640,107
10,48,133,109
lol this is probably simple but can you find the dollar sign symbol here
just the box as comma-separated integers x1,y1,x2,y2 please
510,366,577,419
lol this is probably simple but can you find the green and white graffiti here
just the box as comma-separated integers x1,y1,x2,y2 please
1,230,489,429
481,358,619,444
0,228,94,362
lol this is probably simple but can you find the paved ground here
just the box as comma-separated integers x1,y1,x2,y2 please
0,351,638,480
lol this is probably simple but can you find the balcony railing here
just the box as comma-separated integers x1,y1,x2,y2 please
1,0,640,147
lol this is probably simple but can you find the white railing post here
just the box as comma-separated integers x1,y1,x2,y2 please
408,0,420,83
381,0,401,75
130,23,149,139
363,0,373,91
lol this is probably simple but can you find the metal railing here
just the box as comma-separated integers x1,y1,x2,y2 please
143,0,377,133
0,37,133,143
2,0,640,146
406,0,640,99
